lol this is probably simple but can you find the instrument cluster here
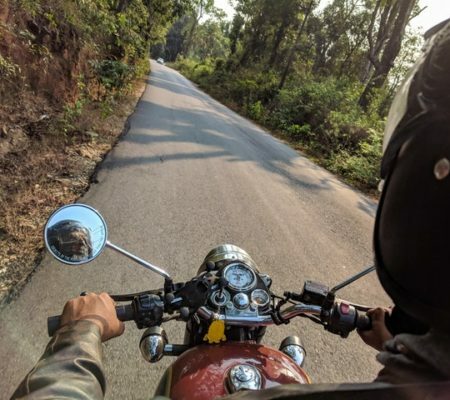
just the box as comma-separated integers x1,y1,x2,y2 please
209,262,271,318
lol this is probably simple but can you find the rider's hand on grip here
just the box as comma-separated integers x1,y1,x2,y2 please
357,307,393,351
61,292,125,342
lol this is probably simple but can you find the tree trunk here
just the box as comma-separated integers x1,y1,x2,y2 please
278,0,315,90
268,18,288,67
182,1,209,57
359,0,417,109
239,11,268,67
183,16,199,56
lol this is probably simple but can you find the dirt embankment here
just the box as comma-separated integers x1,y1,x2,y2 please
0,1,147,305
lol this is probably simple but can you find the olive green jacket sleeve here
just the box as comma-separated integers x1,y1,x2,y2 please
11,320,106,400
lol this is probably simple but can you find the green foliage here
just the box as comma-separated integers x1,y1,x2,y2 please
155,3,229,62
174,56,215,81
286,124,313,141
0,54,20,81
1,0,179,103
17,0,42,15
328,130,382,188
58,97,87,134
189,20,230,61
90,60,135,92
247,100,264,121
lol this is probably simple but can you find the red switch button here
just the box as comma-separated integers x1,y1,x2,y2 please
340,303,350,315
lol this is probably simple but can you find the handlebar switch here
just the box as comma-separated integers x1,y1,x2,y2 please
134,294,164,329
323,301,358,338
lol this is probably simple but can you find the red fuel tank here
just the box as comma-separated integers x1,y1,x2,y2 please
156,342,310,400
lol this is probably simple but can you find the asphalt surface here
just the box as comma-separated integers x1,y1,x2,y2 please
0,60,390,399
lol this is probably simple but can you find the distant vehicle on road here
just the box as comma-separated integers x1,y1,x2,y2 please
157,58,165,65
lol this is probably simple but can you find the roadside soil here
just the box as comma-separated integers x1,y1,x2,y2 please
0,80,146,307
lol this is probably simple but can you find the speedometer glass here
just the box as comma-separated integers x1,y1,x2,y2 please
251,289,270,307
223,263,256,290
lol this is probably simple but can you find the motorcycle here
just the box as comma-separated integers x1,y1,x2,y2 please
45,203,374,399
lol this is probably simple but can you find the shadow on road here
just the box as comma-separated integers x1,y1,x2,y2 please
102,67,377,216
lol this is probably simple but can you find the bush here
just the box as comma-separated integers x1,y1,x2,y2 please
0,55,20,84
328,129,382,188
90,60,135,92
193,63,214,79
247,100,264,121
286,124,313,141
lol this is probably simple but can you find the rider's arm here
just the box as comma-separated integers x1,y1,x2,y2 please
11,293,124,400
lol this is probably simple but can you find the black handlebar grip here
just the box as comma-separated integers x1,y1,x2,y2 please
47,304,135,337
115,304,135,322
355,313,372,331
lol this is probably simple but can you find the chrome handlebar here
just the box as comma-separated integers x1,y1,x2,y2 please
196,303,322,327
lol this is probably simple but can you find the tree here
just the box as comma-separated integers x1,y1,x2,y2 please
228,13,245,56
182,0,214,56
267,0,304,67
162,16,191,61
236,0,273,66
312,0,371,78
358,0,419,109
190,18,230,61
278,0,317,89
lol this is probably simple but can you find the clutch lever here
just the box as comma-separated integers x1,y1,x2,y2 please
111,289,163,302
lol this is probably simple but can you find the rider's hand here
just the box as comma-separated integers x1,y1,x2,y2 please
61,292,125,342
357,307,393,351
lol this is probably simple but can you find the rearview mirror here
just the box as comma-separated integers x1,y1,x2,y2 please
44,204,107,265
45,203,172,281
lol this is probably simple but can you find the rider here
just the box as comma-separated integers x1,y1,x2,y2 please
46,220,94,262
359,16,450,386
11,19,450,400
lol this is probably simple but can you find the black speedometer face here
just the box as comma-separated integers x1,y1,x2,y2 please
223,263,256,291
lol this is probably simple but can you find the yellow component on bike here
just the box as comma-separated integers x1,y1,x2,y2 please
203,319,226,344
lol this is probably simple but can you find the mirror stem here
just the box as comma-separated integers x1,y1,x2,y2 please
330,265,375,293
106,241,172,281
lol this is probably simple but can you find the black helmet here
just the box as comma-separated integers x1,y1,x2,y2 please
374,19,450,332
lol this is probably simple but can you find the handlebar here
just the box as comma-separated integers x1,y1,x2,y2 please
196,304,323,327
47,291,372,337
47,304,135,337
355,313,372,330
48,301,372,336
196,302,372,335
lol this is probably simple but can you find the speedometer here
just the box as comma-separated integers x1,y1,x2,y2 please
223,263,256,291
251,289,270,307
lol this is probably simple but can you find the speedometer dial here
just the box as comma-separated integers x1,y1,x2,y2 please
223,263,256,291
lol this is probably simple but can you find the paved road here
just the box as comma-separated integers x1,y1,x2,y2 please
0,60,389,399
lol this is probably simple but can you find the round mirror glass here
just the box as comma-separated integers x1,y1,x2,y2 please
44,204,108,265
